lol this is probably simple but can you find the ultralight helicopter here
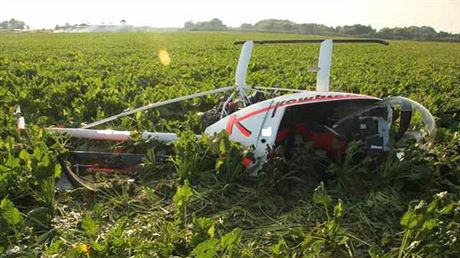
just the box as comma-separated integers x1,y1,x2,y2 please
16,38,436,190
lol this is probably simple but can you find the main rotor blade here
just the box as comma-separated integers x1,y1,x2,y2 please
81,86,236,129
234,38,389,46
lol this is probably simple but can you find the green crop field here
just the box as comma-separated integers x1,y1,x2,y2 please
0,32,459,257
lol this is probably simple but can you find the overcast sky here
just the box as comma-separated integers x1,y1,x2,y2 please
1,0,459,32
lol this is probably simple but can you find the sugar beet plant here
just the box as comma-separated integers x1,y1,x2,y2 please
0,32,459,256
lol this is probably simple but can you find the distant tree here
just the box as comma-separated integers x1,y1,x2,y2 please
208,18,227,30
375,26,444,40
0,18,27,30
297,23,337,35
416,26,437,40
184,21,194,30
438,31,450,38
183,18,227,31
337,24,375,35
253,19,297,32
252,20,336,35
240,23,253,30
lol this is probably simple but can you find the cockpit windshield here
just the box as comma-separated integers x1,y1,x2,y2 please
382,96,436,143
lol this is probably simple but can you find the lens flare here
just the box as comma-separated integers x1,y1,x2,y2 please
158,49,171,66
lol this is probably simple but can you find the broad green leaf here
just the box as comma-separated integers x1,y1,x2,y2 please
208,225,215,238
19,149,32,170
6,156,20,169
91,241,106,252
81,215,100,237
334,199,344,218
0,198,23,226
422,219,438,231
54,163,62,178
271,238,287,257
220,228,242,251
215,159,224,172
46,239,63,255
313,182,331,206
191,238,219,258
19,149,30,161
173,180,193,209
400,210,418,229
33,146,42,160
440,203,455,214
219,140,227,154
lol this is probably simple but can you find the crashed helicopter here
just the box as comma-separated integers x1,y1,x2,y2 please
16,39,436,190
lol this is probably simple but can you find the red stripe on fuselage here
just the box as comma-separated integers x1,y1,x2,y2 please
226,114,252,136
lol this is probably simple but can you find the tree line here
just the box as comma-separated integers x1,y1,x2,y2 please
1,17,458,41
0,19,28,31
184,18,460,42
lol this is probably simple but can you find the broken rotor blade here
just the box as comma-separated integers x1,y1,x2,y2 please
81,86,236,129
49,127,180,143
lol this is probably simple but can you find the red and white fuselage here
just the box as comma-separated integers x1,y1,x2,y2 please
205,91,380,166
